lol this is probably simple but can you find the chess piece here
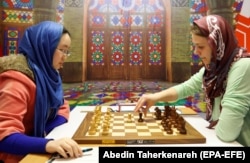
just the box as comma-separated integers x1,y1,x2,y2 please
179,128,187,134
88,123,97,135
138,112,144,122
102,123,109,135
154,107,162,120
166,128,173,134
126,113,133,123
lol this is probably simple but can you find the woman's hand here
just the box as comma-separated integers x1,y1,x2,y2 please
45,137,83,158
134,93,157,116
134,88,178,116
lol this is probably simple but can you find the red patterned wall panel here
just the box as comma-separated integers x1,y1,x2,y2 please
235,14,250,52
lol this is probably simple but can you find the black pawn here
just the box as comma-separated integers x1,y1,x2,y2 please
138,112,144,122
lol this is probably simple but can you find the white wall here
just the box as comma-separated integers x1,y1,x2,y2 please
240,0,250,17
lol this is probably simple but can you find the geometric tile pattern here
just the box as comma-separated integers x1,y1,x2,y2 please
89,0,165,67
63,81,206,112
148,31,162,65
56,0,65,23
65,0,83,7
129,31,143,65
90,30,105,66
111,31,124,65
4,27,21,55
2,9,33,23
2,0,33,9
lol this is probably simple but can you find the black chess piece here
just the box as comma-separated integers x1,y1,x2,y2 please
154,107,162,120
138,112,144,122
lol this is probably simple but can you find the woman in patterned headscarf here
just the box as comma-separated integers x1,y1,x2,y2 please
134,15,250,146
0,21,83,162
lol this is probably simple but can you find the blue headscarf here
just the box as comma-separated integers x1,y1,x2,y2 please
18,21,64,137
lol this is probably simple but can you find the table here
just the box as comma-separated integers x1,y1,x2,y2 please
20,105,242,163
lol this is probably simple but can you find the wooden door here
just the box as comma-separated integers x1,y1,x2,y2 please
87,29,165,80
87,5,165,80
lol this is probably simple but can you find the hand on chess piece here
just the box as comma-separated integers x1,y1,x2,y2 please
134,94,157,117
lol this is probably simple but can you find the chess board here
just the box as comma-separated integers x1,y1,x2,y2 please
72,109,206,144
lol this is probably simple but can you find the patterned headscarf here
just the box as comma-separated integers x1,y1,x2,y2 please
193,15,249,128
18,21,64,137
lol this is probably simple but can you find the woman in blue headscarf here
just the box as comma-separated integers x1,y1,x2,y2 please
0,21,83,162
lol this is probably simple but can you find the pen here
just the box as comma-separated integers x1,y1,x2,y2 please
82,148,93,153
47,147,93,162
59,148,93,158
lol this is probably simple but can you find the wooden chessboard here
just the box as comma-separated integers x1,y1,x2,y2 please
72,110,206,144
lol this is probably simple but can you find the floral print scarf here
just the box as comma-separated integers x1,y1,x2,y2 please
193,15,250,128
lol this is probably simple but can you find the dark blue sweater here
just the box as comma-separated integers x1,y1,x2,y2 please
0,115,66,155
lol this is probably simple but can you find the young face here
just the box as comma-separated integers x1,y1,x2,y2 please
192,33,212,66
53,33,71,70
